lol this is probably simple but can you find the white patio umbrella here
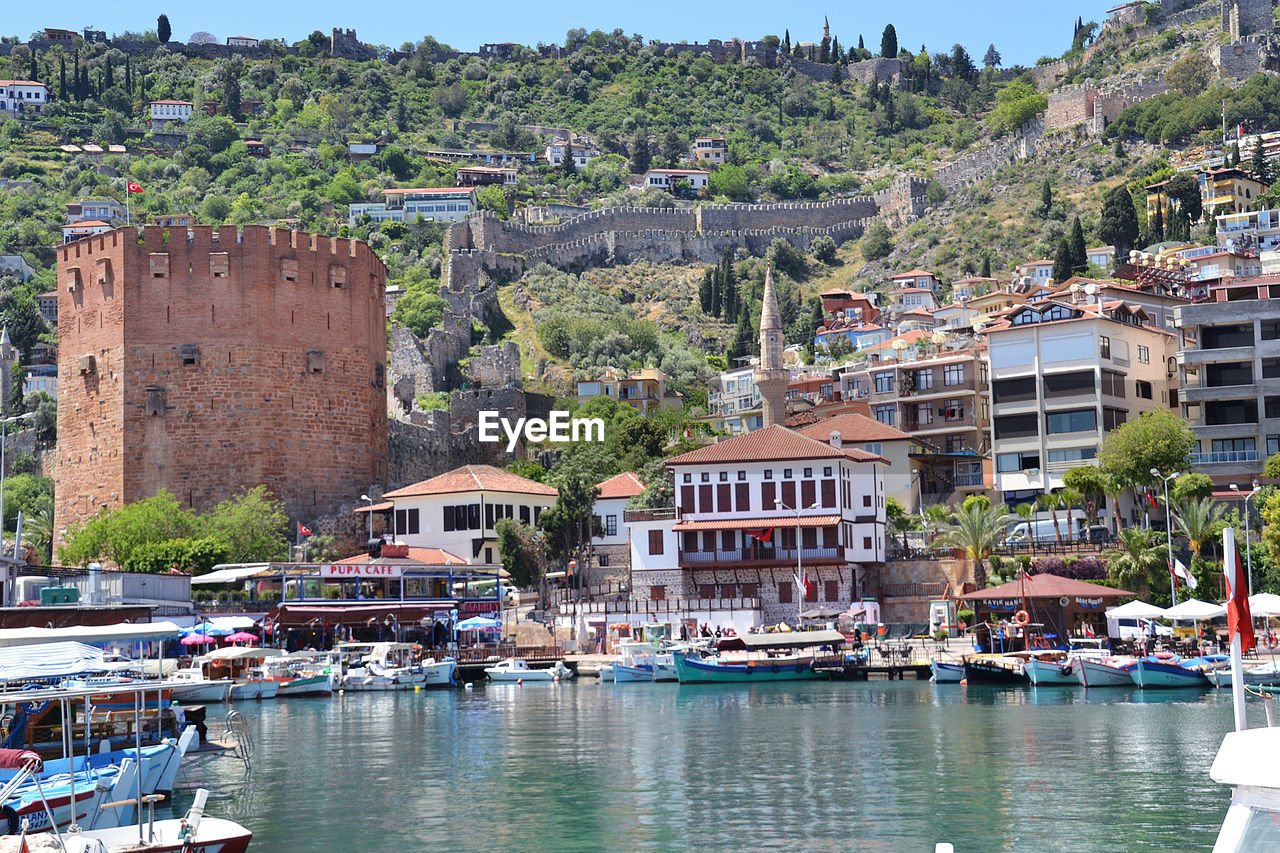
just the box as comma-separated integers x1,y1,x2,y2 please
1163,599,1227,621
1105,599,1168,620
1248,593,1280,618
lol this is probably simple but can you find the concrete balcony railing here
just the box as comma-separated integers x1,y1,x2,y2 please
1190,450,1260,465
679,547,841,567
953,471,984,487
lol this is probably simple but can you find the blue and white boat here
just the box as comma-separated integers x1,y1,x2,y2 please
1130,654,1216,689
929,659,964,683
614,641,659,683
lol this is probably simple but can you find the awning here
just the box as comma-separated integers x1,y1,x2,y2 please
0,641,107,681
205,646,285,661
673,515,842,532
193,565,273,585
354,502,394,514
0,621,184,648
960,574,1134,601
267,602,460,629
739,629,848,649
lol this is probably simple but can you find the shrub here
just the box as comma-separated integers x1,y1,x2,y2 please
958,609,974,626
809,235,837,264
861,221,893,260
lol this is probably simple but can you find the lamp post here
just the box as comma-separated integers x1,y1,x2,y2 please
360,494,374,541
1151,468,1177,606
776,497,821,627
1230,480,1261,596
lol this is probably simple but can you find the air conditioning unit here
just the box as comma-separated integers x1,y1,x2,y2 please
78,354,96,375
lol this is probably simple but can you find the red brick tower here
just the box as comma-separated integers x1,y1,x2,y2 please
55,225,389,538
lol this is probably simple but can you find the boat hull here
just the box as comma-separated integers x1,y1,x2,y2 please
963,660,1027,685
651,660,678,682
1024,659,1076,685
169,681,233,703
275,674,333,697
1073,659,1135,687
60,816,252,853
930,660,964,683
673,653,827,684
421,660,456,688
597,665,614,682
1132,659,1210,689
613,663,654,683
1209,664,1280,688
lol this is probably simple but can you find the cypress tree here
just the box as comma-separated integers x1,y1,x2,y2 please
858,35,865,52
105,56,113,90
1040,179,1053,216
125,55,132,94
729,311,755,361
830,36,840,64
561,140,576,176
1051,239,1074,284
1069,216,1087,272
980,253,992,278
1253,136,1271,185
783,30,791,56
880,24,897,59
1153,200,1165,241
58,54,66,102
72,51,80,100
700,268,714,314
29,49,37,83
712,266,723,317
630,131,651,174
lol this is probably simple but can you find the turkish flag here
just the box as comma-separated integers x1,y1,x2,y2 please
1226,544,1255,654
1146,492,1159,510
746,527,774,544
299,523,312,536
127,181,144,193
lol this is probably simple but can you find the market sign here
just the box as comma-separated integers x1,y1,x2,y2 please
319,564,404,579
459,599,500,615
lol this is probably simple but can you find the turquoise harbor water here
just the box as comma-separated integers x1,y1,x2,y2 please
179,680,1252,852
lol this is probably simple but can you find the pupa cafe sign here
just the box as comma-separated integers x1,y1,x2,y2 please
319,564,404,579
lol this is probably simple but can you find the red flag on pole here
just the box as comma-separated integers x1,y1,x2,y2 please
299,522,312,536
127,181,144,194
1226,543,1255,654
804,573,814,600
746,527,774,544
1146,492,1159,510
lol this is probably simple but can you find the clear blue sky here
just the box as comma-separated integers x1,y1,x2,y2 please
12,2,1118,68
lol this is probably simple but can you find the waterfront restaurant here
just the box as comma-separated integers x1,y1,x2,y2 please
959,573,1135,646
195,544,506,647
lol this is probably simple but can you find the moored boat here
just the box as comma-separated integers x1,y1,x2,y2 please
963,654,1027,685
1130,655,1212,689
1072,656,1137,687
484,659,574,682
929,659,964,683
1209,660,1280,688
671,629,844,684
1024,653,1077,685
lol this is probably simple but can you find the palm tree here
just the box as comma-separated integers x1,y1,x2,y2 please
929,502,1020,589
1103,477,1127,536
1014,502,1037,554
22,497,54,565
1059,487,1084,541
922,503,949,543
1103,526,1167,600
1038,491,1064,543
1175,496,1227,560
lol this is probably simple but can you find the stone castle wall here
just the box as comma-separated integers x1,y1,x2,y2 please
55,225,388,537
1212,37,1269,79
933,117,1046,192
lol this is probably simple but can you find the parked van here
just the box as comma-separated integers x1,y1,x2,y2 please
1108,616,1174,641
1004,511,1087,544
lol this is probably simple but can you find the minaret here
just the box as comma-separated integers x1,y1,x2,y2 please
754,266,789,429
824,16,830,40
0,327,16,412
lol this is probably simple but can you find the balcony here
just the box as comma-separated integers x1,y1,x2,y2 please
1189,450,1260,465
679,547,842,568
954,470,984,487
1181,383,1258,403
1181,346,1256,365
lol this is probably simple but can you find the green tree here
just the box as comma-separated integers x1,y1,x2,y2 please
22,497,54,565
1062,466,1111,526
1069,215,1087,272
58,489,198,568
1014,502,1038,554
538,469,599,588
125,537,229,575
707,164,752,202
221,62,242,121
1037,491,1066,543
2,474,52,533
185,116,239,153
1165,52,1213,97
1104,527,1167,600
391,270,446,338
476,185,508,219
880,24,897,59
861,220,893,260
1099,409,1196,489
1172,472,1214,503
201,485,290,564
983,44,1001,68
1165,171,1203,225
1051,239,1074,284
1040,179,1053,217
630,132,651,174
1175,496,1227,560
929,502,1019,589
561,141,576,176
495,518,546,605
157,14,171,43
886,496,919,549
1098,184,1141,264
1254,136,1273,186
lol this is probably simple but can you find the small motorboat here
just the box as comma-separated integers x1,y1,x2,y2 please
962,654,1027,685
929,659,964,683
484,659,574,682
1072,656,1137,688
614,642,658,684
596,665,614,682
165,668,233,704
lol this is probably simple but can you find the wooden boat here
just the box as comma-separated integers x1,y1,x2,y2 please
613,642,658,683
0,752,138,836
484,659,573,682
962,654,1028,685
671,629,844,684
1023,652,1077,685
1131,654,1214,689
1072,656,1137,687
165,669,233,704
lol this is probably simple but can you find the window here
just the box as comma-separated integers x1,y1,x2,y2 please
996,452,1040,473
737,470,747,480
484,547,492,563
1204,324,1253,348
1212,437,1256,453
943,400,964,421
875,405,896,426
824,580,839,602
783,469,793,479
763,469,773,480
1138,345,1150,364
519,505,530,524
946,434,965,453
821,479,836,507
650,585,665,601
863,494,872,507
778,581,793,604
1099,336,1111,359
606,515,617,537
863,537,873,549
874,371,894,393
1207,362,1254,386
993,377,1037,403
863,443,882,456
1047,447,1096,463
648,530,664,555
442,507,454,532
1135,380,1153,399
701,472,710,482
823,466,832,476
1044,372,1095,396
735,482,750,511
944,364,964,386
1269,435,1280,456
994,413,1038,439
915,402,934,425
915,369,934,390
599,554,609,568
1046,409,1097,434
1262,320,1280,341
1100,370,1126,398
1102,407,1128,431
803,468,812,478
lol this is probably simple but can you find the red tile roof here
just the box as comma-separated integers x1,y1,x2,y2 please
892,269,935,278
864,330,932,352
666,424,883,466
384,465,558,499
150,99,193,105
795,413,914,445
382,187,474,195
334,546,467,565
597,471,646,499
63,220,111,228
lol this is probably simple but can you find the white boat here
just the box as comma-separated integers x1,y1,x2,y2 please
613,663,654,682
1023,653,1078,685
929,659,964,683
229,669,279,701
614,642,659,683
0,754,138,836
165,668,233,703
1072,657,1137,687
1209,660,1280,688
336,643,437,691
5,787,252,852
596,665,614,682
651,655,678,682
484,659,574,682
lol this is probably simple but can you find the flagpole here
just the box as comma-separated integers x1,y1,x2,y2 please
1225,526,1247,732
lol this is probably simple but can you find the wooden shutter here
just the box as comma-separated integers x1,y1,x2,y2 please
735,482,750,511
648,529,664,555
681,486,696,515
801,480,816,508
698,484,713,513
761,481,776,510
821,479,836,508
781,481,796,508
778,581,793,604
825,580,839,602
717,484,732,512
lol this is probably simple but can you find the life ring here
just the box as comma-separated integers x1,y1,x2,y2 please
1014,610,1030,627
1264,633,1279,651
1059,596,1071,608
771,664,780,674
2,804,18,835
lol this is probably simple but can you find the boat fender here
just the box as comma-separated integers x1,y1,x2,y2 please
744,663,754,675
2,804,17,834
1013,610,1030,627
771,664,780,674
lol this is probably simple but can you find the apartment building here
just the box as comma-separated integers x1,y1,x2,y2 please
690,137,728,165
986,295,1177,521
1175,275,1280,486
1217,208,1280,252
347,187,477,226
707,364,763,434
576,367,681,413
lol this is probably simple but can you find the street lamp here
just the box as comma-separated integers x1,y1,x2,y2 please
360,494,374,541
1230,480,1261,595
1151,468,1177,606
775,497,821,628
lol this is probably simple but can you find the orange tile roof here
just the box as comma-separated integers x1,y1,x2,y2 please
892,268,935,278
795,413,914,445
863,330,932,352
384,464,558,499
597,471,646,499
666,424,884,466
334,546,467,565
63,220,110,228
